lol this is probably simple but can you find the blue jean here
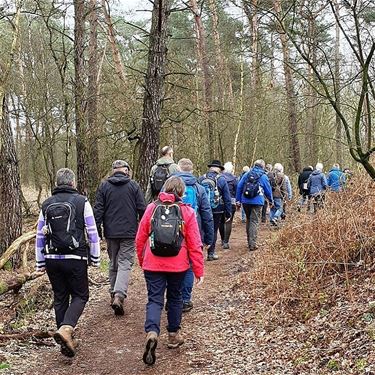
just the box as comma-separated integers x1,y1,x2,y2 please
270,197,283,221
144,270,186,334
181,266,194,303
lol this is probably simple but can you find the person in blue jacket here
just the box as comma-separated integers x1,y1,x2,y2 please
327,163,346,192
308,162,328,213
173,158,214,312
199,160,232,261
236,159,273,251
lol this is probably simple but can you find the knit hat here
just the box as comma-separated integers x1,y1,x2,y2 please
112,160,130,169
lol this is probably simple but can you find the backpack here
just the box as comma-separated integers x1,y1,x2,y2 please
268,172,277,191
182,184,198,212
150,202,184,257
243,171,262,199
200,174,221,209
150,163,171,195
44,195,84,254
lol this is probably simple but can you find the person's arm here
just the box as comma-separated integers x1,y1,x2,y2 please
236,173,246,202
35,210,46,272
93,183,105,239
327,172,332,188
135,203,154,267
84,200,101,267
198,187,214,247
220,178,232,218
184,208,204,279
286,177,292,200
322,174,328,190
262,175,273,203
135,183,147,219
145,166,155,203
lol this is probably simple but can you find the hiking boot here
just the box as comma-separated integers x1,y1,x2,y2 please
53,325,76,358
249,245,258,252
207,253,219,261
182,301,193,313
222,242,230,250
167,331,184,349
111,294,124,316
143,331,158,365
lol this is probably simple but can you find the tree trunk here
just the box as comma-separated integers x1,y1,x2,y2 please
190,0,215,160
274,0,301,173
87,0,100,203
136,0,172,192
74,0,88,195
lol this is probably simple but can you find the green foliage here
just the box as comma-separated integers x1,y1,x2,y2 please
355,358,367,371
0,363,10,370
327,359,340,371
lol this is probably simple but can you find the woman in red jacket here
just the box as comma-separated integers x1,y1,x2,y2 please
136,176,204,366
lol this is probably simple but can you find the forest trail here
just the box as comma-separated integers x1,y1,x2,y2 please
8,221,273,375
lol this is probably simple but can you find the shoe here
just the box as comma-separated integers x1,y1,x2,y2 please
249,246,258,252
167,331,184,349
111,294,124,316
143,331,158,365
207,254,219,261
53,325,76,358
110,292,115,305
182,301,193,313
270,219,278,226
222,242,230,250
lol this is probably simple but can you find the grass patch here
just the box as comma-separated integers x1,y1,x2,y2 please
0,363,10,370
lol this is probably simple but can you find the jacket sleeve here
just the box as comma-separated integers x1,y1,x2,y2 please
261,175,273,203
145,165,156,204
220,177,232,217
169,163,180,174
84,201,101,267
233,178,238,198
184,208,204,278
135,183,147,219
198,186,214,246
322,174,328,189
135,203,154,267
35,210,46,271
327,172,332,187
236,173,246,202
286,176,293,200
93,183,105,238
298,174,303,194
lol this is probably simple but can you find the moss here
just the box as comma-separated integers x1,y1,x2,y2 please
0,281,7,294
0,363,10,370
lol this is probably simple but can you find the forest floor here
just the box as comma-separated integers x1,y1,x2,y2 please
1,218,375,375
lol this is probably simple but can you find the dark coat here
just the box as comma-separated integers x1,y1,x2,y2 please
94,172,146,239
298,168,313,195
222,172,238,200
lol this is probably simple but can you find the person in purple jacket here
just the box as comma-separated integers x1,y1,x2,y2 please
35,168,100,358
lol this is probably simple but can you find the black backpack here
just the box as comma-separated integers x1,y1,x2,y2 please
243,171,262,199
150,202,184,257
150,163,171,196
44,195,85,254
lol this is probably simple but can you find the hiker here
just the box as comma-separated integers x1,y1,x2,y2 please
261,163,273,223
174,158,213,312
240,166,250,223
308,162,327,213
281,172,293,220
136,176,204,366
35,168,100,358
219,162,237,249
94,160,146,316
145,146,180,203
297,166,313,212
268,163,288,226
236,159,273,251
199,160,232,260
327,163,346,192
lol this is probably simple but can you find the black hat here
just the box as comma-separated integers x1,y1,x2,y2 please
207,160,224,170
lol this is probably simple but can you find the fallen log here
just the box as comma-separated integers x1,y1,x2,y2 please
0,330,53,342
0,271,45,295
0,231,35,270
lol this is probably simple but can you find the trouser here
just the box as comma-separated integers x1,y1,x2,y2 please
210,212,224,256
299,193,311,211
144,271,187,335
242,204,262,249
106,238,135,298
312,193,325,213
241,206,246,222
261,200,268,222
270,197,283,221
46,259,89,329
181,266,194,303
219,205,236,244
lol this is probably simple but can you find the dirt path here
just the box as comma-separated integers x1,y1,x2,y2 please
6,222,268,375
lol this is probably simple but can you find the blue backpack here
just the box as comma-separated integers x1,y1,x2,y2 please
200,175,221,209
243,171,262,199
182,185,198,212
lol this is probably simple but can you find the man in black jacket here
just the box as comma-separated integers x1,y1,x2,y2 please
297,166,313,212
94,160,146,315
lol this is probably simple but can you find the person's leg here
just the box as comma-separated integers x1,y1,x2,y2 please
181,266,194,307
45,259,70,329
106,238,120,295
208,213,221,258
223,207,236,246
261,200,268,222
144,271,167,335
241,205,246,223
249,205,262,250
243,204,251,248
273,198,283,220
218,211,225,243
113,239,135,299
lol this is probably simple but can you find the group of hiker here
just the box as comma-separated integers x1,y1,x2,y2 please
34,145,350,365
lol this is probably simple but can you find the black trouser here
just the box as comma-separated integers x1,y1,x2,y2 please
46,259,89,329
219,205,236,244
210,212,224,256
261,200,268,222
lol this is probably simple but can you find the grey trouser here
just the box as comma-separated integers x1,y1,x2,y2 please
242,204,262,249
106,238,135,298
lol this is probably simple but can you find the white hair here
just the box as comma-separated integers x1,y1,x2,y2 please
316,162,323,171
224,162,234,173
254,159,265,169
243,166,250,172
274,163,284,173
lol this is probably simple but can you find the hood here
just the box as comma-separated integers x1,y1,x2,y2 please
312,170,322,176
156,156,174,166
329,167,340,172
107,172,130,185
222,172,237,182
158,192,181,203
52,185,79,195
205,170,220,179
251,165,265,177
174,172,197,186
